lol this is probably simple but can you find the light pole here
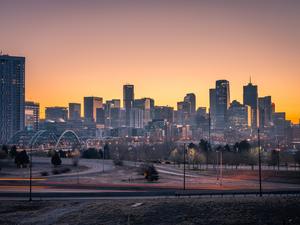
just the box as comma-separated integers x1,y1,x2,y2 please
102,148,105,173
220,149,223,187
29,146,33,202
183,143,186,190
208,110,211,170
258,128,262,197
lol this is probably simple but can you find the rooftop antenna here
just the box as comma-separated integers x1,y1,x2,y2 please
249,75,252,84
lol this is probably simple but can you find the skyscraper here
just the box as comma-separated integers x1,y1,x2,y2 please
209,88,216,129
177,101,191,125
154,106,174,123
227,100,251,130
134,98,154,126
243,81,258,128
84,97,103,122
69,103,81,121
258,96,272,128
215,80,230,130
123,84,134,126
0,55,25,144
25,101,39,131
184,93,196,114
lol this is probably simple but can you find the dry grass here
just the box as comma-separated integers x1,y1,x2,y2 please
0,196,300,225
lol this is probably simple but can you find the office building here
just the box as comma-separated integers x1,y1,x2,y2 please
134,98,154,125
0,55,25,143
184,93,196,114
258,96,272,128
154,106,174,123
25,101,39,131
96,108,105,125
243,81,258,128
69,103,81,121
227,100,251,130
123,84,134,126
176,101,191,125
45,107,68,122
209,88,217,129
130,108,144,128
84,96,103,122
215,80,230,130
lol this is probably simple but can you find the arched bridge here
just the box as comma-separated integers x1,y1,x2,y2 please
8,129,85,151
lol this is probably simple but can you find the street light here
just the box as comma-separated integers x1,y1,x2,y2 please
29,146,33,202
183,143,186,190
220,149,223,187
258,128,262,197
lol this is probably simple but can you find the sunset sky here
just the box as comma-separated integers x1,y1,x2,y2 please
1,0,300,122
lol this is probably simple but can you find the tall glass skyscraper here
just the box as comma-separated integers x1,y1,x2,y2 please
0,55,25,144
84,97,103,122
184,93,196,114
215,80,230,130
243,81,258,129
123,84,134,126
69,103,81,121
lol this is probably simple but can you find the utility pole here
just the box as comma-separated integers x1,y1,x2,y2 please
258,128,262,197
220,149,223,186
183,143,186,190
29,147,32,202
208,110,211,170
102,148,105,172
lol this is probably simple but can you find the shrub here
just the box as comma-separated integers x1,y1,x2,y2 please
140,164,159,182
0,150,7,159
113,158,123,166
51,152,62,166
40,171,49,176
14,150,29,168
9,145,17,158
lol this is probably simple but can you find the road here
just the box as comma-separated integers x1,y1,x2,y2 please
1,157,300,199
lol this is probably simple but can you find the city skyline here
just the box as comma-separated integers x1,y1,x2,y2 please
25,78,297,123
1,0,300,122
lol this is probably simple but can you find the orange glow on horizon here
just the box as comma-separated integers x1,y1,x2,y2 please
1,1,299,123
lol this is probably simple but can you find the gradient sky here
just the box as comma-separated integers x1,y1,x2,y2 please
1,0,300,122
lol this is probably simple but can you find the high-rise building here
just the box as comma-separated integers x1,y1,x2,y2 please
84,96,103,122
243,81,258,128
258,96,272,128
154,106,174,123
209,88,217,129
0,55,25,143
134,98,154,126
130,108,144,128
96,108,105,125
105,99,121,127
106,99,121,109
176,101,191,125
273,112,289,138
184,93,196,114
123,84,134,126
25,101,39,131
45,107,68,122
215,80,230,130
69,103,81,121
227,100,251,130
